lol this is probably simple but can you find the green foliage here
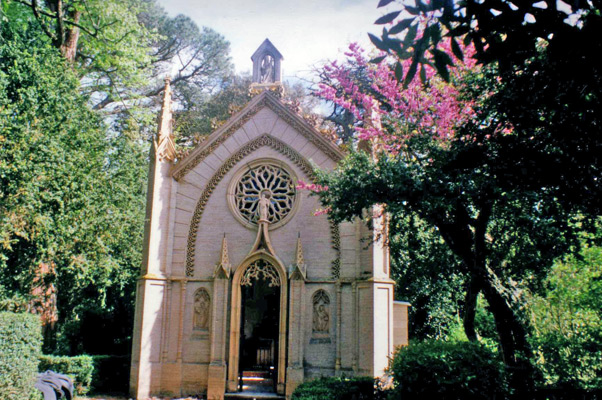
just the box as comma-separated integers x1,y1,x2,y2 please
291,376,381,400
388,340,507,399
39,354,94,395
528,246,602,389
38,354,130,396
1,0,234,360
174,74,252,146
0,11,147,355
89,355,130,395
0,312,42,400
4,0,156,98
389,212,465,340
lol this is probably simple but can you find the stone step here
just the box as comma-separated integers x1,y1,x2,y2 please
224,392,285,400
242,370,272,379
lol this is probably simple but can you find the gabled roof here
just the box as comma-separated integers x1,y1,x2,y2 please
251,38,283,62
171,90,344,181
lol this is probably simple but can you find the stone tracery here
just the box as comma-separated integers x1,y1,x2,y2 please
233,163,296,225
240,259,281,287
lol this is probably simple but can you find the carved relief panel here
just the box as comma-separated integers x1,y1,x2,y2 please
311,289,331,343
193,288,211,331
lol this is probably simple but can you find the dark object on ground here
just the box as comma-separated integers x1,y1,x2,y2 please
35,370,74,400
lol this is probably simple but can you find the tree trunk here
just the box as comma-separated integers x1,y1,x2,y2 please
462,275,479,341
479,269,536,395
60,10,81,62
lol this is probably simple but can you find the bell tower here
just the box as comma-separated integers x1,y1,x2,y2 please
250,38,284,96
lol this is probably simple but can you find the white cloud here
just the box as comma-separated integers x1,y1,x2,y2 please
157,0,391,80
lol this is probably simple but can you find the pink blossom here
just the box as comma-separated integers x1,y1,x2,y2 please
297,180,329,193
317,42,480,147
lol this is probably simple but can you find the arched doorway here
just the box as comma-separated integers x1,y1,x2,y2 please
239,260,280,392
227,255,287,395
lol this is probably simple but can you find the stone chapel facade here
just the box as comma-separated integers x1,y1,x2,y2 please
130,39,409,400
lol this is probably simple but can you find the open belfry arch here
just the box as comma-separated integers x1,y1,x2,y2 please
130,39,409,399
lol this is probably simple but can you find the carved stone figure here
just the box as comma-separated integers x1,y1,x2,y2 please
193,288,210,330
312,290,330,334
260,54,274,83
258,190,271,222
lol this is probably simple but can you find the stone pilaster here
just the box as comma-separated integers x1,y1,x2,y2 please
286,240,306,396
208,237,231,400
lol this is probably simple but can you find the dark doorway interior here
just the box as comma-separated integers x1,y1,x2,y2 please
238,275,280,392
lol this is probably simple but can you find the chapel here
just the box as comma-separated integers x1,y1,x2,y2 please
129,39,409,400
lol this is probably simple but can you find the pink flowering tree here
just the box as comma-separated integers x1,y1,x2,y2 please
310,42,583,393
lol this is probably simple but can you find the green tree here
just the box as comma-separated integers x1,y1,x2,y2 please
8,0,234,117
312,44,589,393
8,0,155,93
0,12,147,355
389,212,466,340
372,0,601,214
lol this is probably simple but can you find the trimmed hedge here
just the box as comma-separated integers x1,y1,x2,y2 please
388,340,508,399
291,376,382,400
39,354,94,395
0,312,43,400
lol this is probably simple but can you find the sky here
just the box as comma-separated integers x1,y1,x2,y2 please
157,0,393,82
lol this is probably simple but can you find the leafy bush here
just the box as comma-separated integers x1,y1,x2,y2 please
90,355,130,395
388,340,507,399
528,246,602,389
39,354,94,395
532,330,602,390
291,376,382,400
0,312,42,400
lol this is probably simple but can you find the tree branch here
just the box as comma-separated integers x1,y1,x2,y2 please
14,0,98,38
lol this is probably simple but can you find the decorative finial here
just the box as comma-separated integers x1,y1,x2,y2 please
156,75,176,161
220,234,230,266
289,233,307,281
214,234,231,278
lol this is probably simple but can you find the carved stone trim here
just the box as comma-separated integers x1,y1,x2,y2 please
173,98,267,181
240,259,281,287
172,91,342,181
330,222,341,279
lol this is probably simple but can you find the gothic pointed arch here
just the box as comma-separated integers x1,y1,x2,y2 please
185,134,317,276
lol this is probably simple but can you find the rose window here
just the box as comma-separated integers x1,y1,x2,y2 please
232,163,297,226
